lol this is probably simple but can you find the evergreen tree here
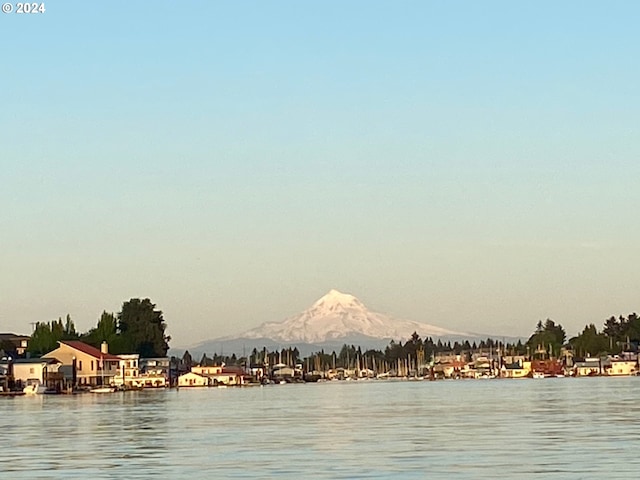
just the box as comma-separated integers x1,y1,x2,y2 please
82,311,120,350
527,319,566,358
27,316,79,356
118,298,170,357
27,322,57,356
569,324,608,357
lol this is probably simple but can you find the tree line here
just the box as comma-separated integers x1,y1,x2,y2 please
186,311,640,373
26,298,170,358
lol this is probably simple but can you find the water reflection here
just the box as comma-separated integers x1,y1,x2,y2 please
2,378,640,478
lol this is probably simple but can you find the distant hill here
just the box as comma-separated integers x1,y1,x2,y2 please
180,290,512,357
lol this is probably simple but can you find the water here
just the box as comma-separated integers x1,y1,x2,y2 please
2,377,639,479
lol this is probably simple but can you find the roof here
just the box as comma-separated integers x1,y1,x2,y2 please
13,357,62,365
574,361,601,368
0,333,30,341
503,362,526,370
59,341,120,360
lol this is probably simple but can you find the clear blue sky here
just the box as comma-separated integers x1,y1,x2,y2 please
2,1,639,347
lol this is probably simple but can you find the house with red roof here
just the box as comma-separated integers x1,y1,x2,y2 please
43,340,120,387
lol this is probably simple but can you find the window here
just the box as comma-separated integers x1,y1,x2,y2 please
78,361,82,371
91,360,94,371
30,367,35,374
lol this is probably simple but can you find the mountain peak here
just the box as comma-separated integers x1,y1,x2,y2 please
327,288,345,297
312,289,363,310
322,289,354,300
229,290,470,344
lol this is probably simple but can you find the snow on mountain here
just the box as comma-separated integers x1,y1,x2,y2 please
231,289,470,343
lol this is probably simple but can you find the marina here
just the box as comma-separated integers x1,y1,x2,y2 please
3,2,639,478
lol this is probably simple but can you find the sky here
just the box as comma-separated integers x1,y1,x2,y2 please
1,1,639,348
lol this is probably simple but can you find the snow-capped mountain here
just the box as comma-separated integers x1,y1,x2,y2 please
230,289,469,343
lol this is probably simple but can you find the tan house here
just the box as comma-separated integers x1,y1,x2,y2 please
208,368,244,386
189,365,244,386
178,371,208,387
191,365,223,376
605,359,637,376
12,357,62,386
43,341,119,387
574,358,602,377
0,357,64,391
501,361,532,379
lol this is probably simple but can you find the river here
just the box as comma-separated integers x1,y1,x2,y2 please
1,377,639,479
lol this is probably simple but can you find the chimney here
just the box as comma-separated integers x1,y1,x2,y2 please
101,342,109,354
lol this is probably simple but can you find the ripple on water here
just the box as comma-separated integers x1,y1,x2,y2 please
2,378,640,478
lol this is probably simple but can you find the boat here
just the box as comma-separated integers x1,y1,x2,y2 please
23,380,48,395
90,386,116,394
0,390,25,396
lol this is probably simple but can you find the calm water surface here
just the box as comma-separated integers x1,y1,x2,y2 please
2,377,639,479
